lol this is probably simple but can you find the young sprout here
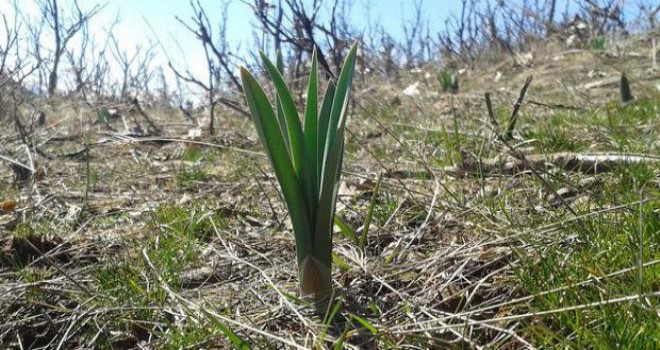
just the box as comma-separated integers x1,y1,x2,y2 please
438,70,452,92
240,44,358,303
438,70,459,94
619,72,633,104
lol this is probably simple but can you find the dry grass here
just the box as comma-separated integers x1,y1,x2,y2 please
1,37,659,349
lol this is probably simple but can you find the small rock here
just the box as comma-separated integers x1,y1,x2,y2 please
515,52,534,66
185,128,203,140
402,82,420,97
565,34,577,47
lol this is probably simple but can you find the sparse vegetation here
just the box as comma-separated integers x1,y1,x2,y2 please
438,70,454,92
1,0,659,348
590,36,607,51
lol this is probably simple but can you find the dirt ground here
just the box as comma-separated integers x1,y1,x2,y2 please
1,36,659,348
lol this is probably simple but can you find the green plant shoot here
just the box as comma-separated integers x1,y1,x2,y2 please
620,72,633,104
438,70,452,92
240,43,358,302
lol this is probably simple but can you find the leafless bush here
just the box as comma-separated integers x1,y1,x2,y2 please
0,0,655,121
639,3,660,31
432,0,655,66
32,0,104,97
0,3,39,123
577,0,626,37
63,16,118,103
400,0,432,68
247,0,358,80
169,0,246,135
436,0,481,64
110,35,157,102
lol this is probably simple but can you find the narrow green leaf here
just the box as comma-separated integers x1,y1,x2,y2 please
349,313,396,348
360,173,381,250
332,252,351,271
318,298,343,345
332,325,350,350
276,100,290,156
260,52,315,228
316,298,344,349
304,48,319,208
334,216,357,244
260,52,306,174
240,68,312,266
317,81,336,181
276,50,285,73
315,43,359,265
321,43,359,167
275,51,290,155
323,298,343,326
314,132,344,267
266,283,306,305
201,309,252,350
349,313,378,335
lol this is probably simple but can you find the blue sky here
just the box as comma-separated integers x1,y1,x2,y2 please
94,0,465,71
79,1,473,79
100,0,466,44
0,0,469,94
10,0,637,94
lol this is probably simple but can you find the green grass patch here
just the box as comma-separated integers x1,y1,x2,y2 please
373,193,399,226
598,99,659,153
84,204,233,346
177,165,210,186
589,36,606,51
182,145,204,162
520,112,587,153
515,165,659,348
142,204,227,285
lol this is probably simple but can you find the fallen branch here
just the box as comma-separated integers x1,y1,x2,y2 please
385,153,660,179
504,75,532,140
132,98,162,134
447,152,660,176
527,100,585,111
